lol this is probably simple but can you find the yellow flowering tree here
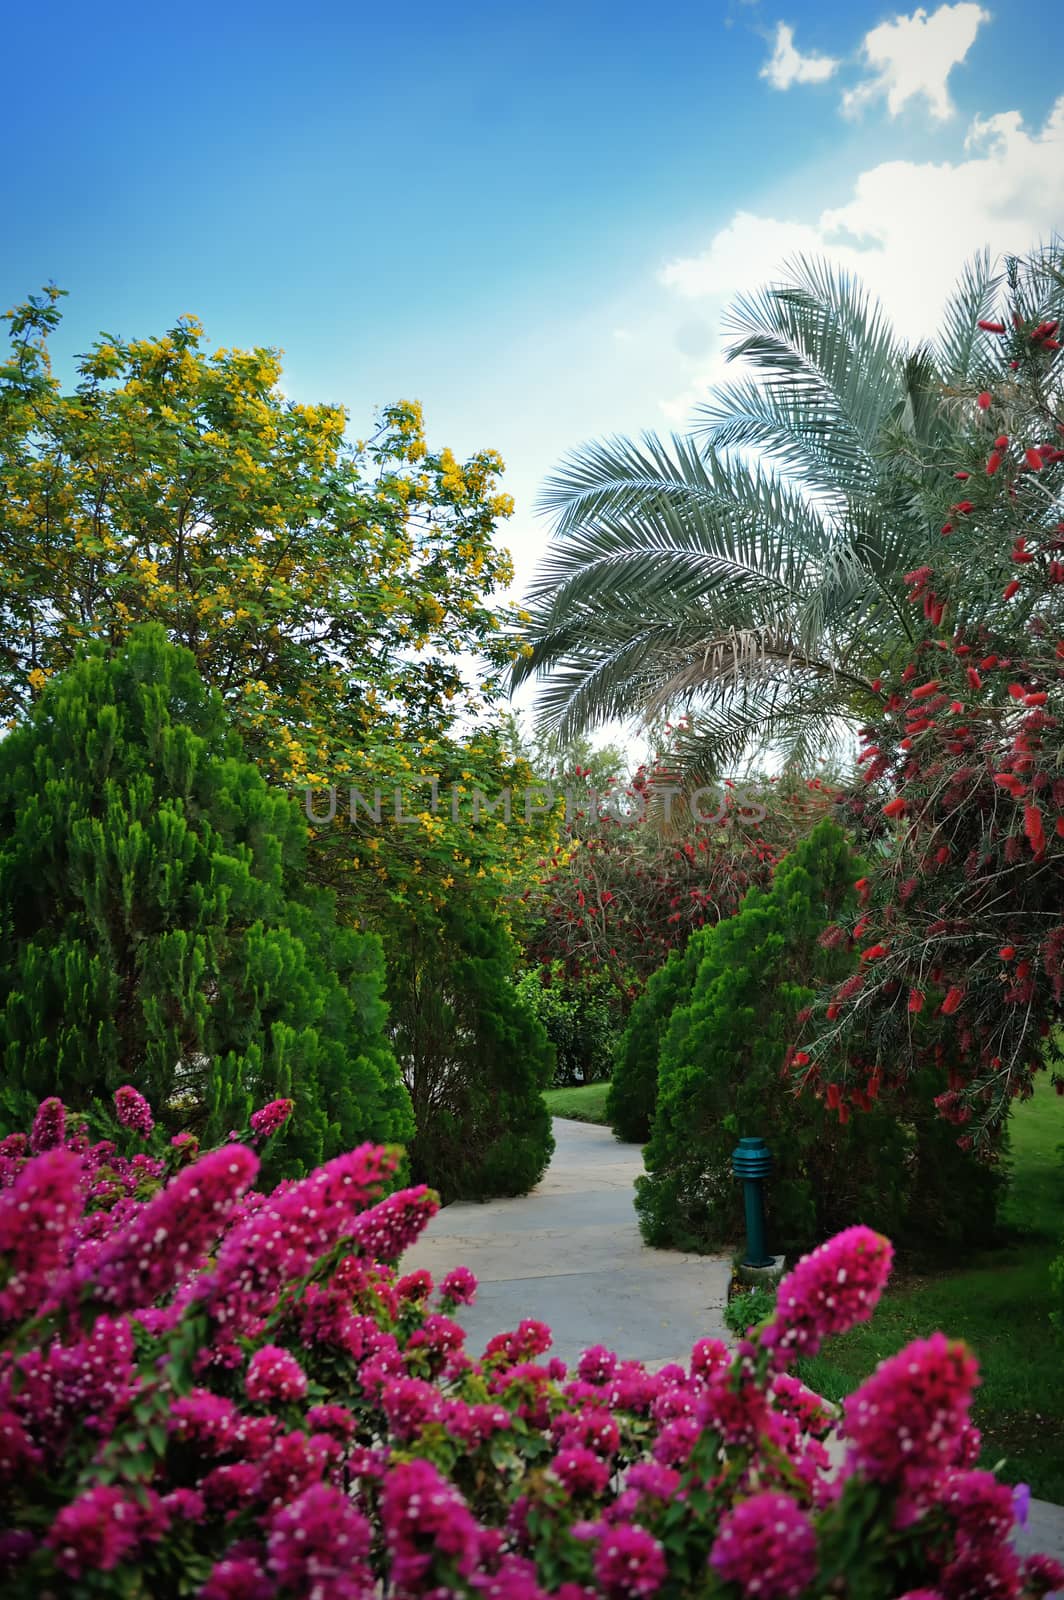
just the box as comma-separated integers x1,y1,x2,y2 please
0,286,563,1192
0,286,521,788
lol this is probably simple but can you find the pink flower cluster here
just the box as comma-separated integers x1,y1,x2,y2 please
84,1144,259,1312
245,1345,308,1404
1,1091,1059,1600
0,1146,82,1328
29,1096,66,1153
200,1144,401,1342
843,1332,980,1480
710,1491,817,1599
113,1084,154,1137
249,1098,294,1141
761,1225,894,1364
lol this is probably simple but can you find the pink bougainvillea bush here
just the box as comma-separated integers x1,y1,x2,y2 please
1,1093,1060,1599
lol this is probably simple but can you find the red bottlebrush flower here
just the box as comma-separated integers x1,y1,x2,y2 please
935,846,950,865
977,392,993,410
1012,539,1034,563
994,434,1010,450
1025,447,1046,471
1024,803,1046,856
940,986,965,1016
940,523,953,536
1057,816,1064,839
792,1051,810,1066
981,654,999,669
1003,579,1021,599
826,1003,839,1020
999,946,1016,960
861,944,888,962
965,667,981,690
986,451,1002,476
908,990,925,1014
870,677,882,692
854,876,870,897
1050,561,1064,583
949,700,964,714
1007,683,1026,700
911,680,940,699
978,320,1006,333
1025,691,1048,706
951,500,974,515
882,796,907,818
953,470,970,480
825,1082,841,1110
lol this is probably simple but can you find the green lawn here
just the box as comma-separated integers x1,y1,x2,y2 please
797,1074,1064,1501
543,1081,612,1125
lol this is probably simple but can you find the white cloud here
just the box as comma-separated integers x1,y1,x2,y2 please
842,3,989,122
660,211,827,302
760,22,840,90
657,95,1064,412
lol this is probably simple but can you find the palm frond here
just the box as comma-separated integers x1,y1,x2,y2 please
934,249,1002,382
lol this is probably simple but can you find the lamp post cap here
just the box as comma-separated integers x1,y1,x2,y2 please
731,1138,773,1178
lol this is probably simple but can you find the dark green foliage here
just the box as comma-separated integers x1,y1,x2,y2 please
906,1078,1007,1251
388,906,555,1203
636,820,912,1254
0,627,413,1178
606,942,702,1143
515,963,623,1087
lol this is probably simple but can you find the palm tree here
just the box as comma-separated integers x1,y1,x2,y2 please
513,253,1010,774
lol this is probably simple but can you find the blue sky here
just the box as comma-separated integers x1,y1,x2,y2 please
5,0,1062,600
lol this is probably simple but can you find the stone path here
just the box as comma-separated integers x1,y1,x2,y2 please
405,1114,1064,1565
403,1116,731,1367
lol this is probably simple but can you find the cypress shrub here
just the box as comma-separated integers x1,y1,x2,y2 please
389,906,555,1202
635,819,911,1254
606,942,702,1143
0,626,413,1178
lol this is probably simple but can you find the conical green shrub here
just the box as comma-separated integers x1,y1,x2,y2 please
0,626,412,1178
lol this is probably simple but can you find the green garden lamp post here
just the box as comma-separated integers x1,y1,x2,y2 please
731,1138,775,1268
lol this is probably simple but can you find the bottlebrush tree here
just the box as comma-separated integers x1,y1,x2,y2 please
524,758,838,991
1,1089,1061,1599
796,254,1064,1143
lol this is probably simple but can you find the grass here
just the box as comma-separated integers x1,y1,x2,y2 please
797,1074,1064,1501
543,1081,612,1126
